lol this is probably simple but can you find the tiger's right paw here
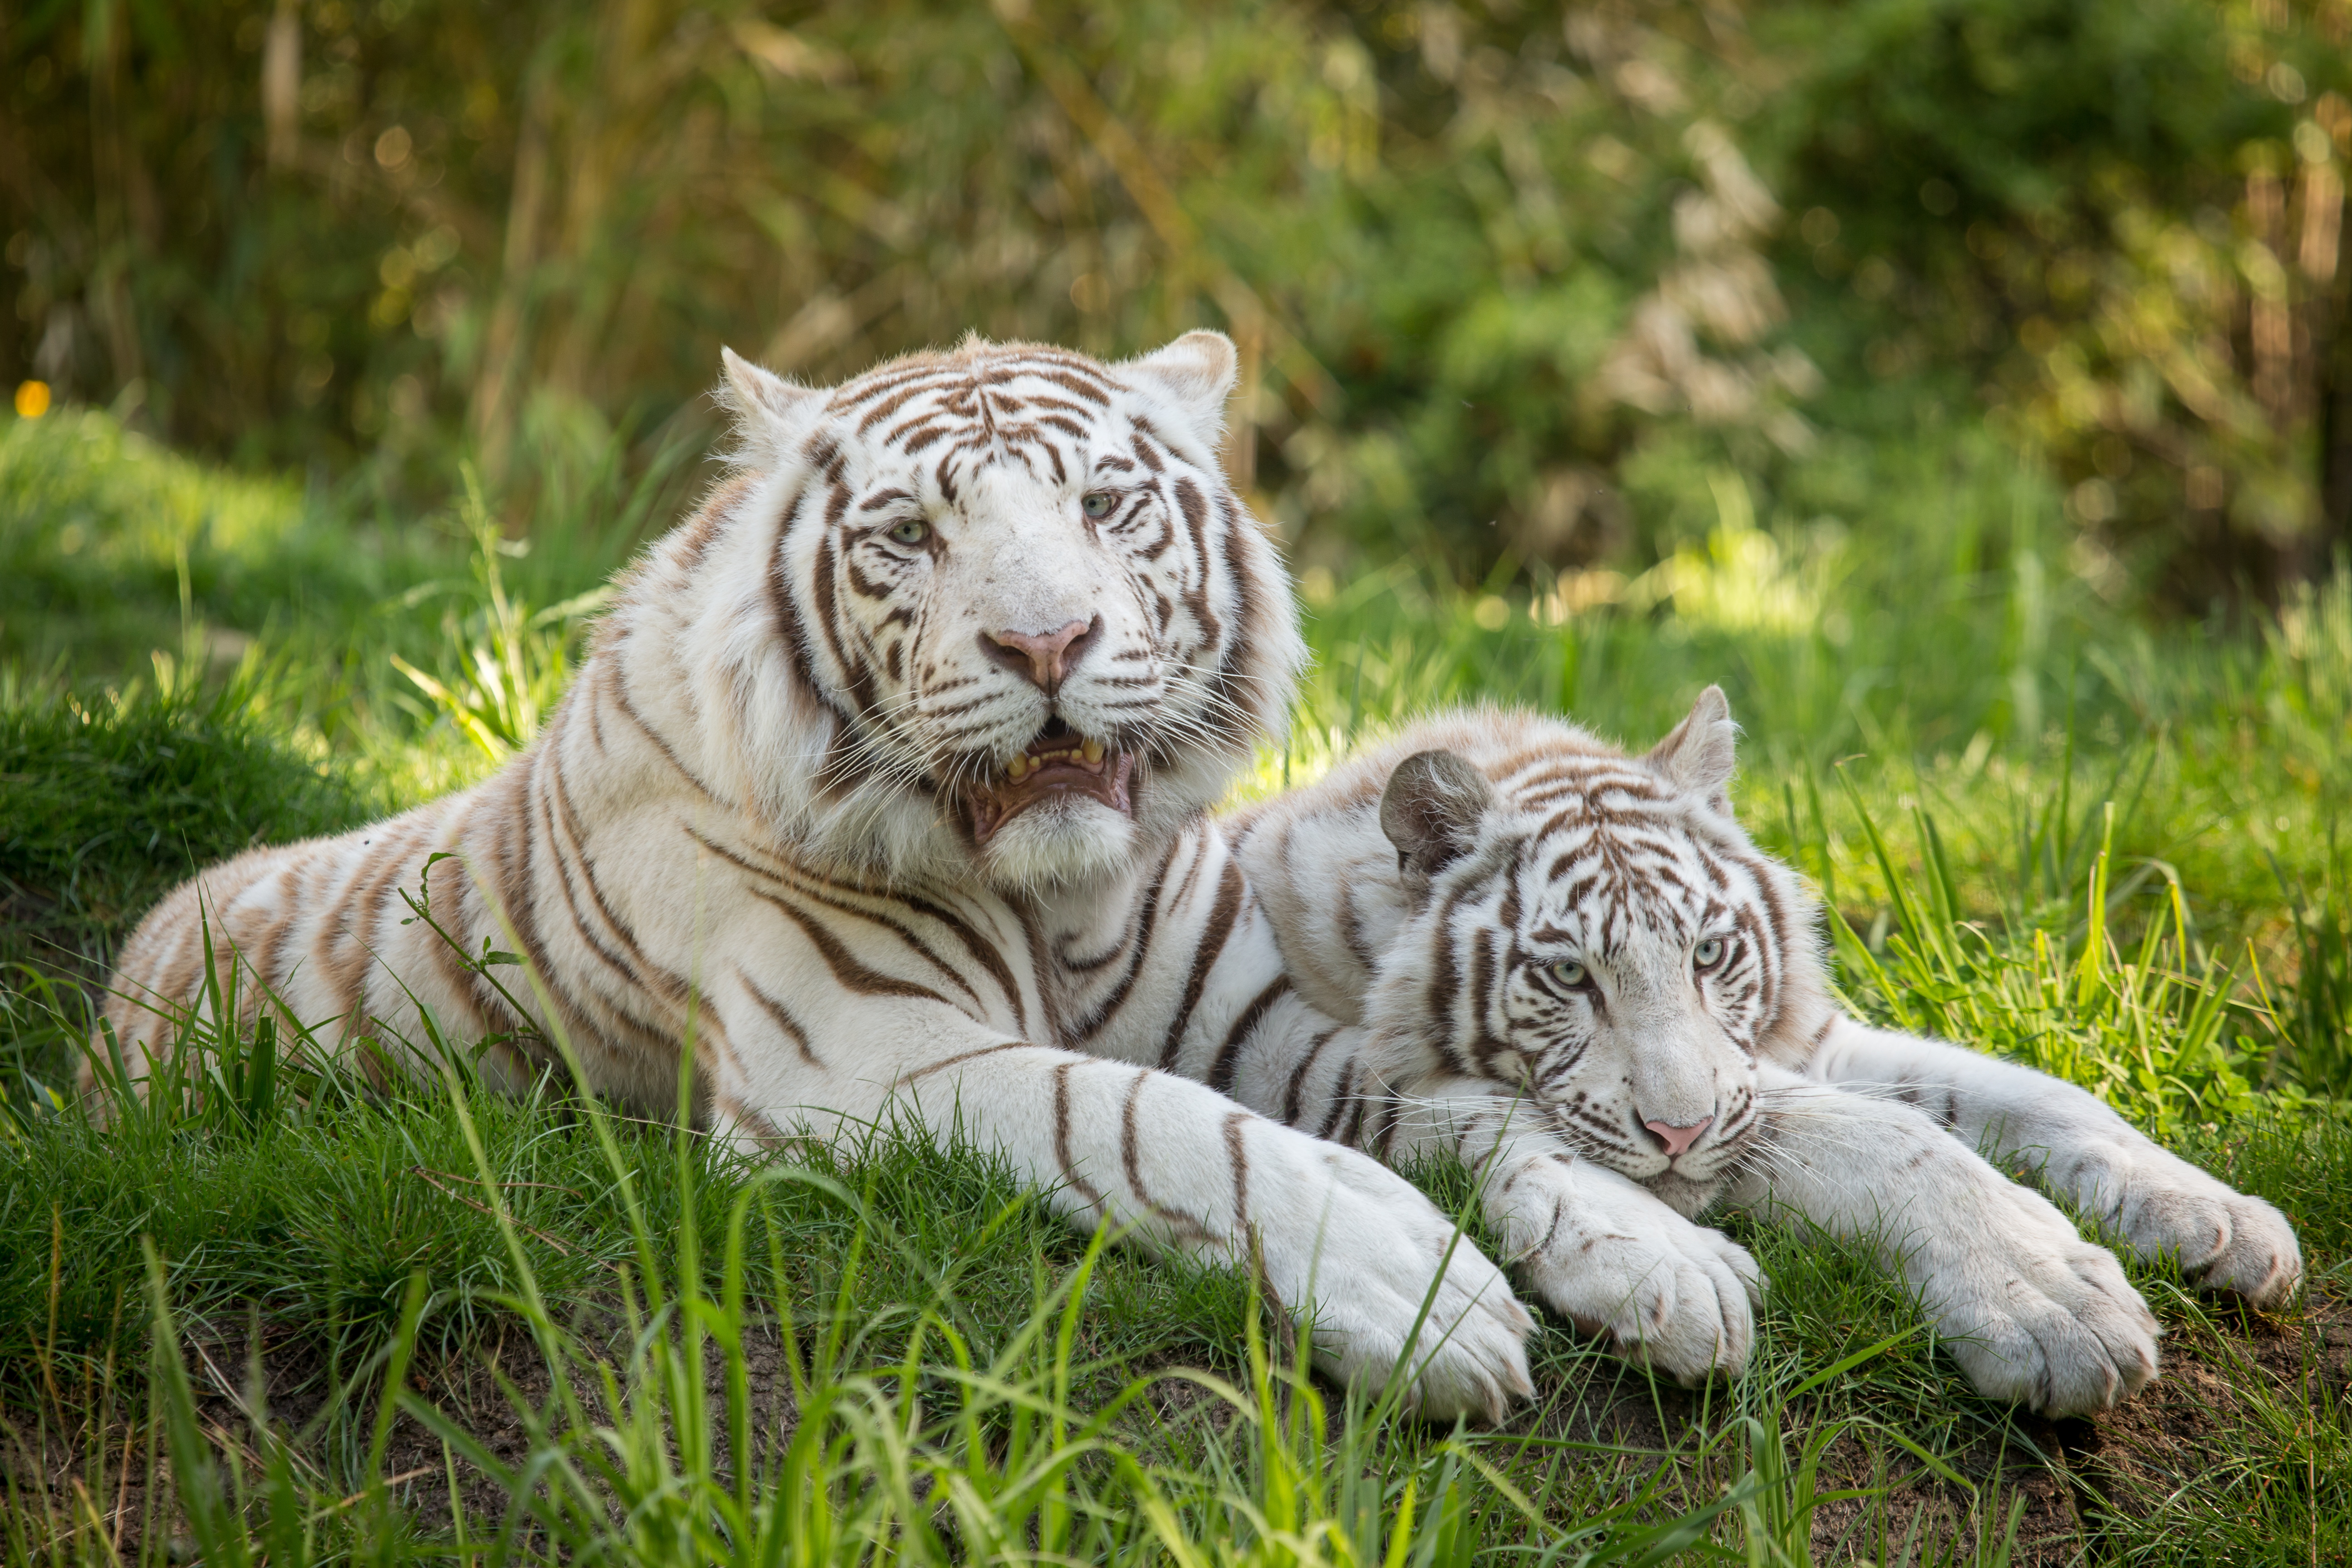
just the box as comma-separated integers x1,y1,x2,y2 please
1508,1160,1762,1382
1241,1127,1534,1423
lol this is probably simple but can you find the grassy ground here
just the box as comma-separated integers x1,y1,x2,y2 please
3,408,2348,1564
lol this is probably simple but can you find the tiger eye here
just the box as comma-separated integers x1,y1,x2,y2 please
1080,490,1114,519
1693,936,1725,969
887,518,930,546
1549,958,1587,987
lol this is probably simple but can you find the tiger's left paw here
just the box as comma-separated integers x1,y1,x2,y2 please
2085,1144,2303,1308
2194,1193,2303,1305
1916,1176,2160,1417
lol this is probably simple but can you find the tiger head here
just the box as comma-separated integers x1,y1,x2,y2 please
637,332,1303,889
1366,692,1831,1215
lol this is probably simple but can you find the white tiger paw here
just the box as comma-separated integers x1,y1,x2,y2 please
2054,1139,2303,1308
1245,1131,1534,1422
2188,1191,2302,1306
1507,1160,1762,1383
1912,1172,2160,1416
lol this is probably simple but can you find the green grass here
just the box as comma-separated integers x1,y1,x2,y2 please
8,995,2034,1567
3,407,2349,1563
0,676,376,990
10,996,2338,1563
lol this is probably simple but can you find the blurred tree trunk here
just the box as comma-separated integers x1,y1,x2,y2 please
263,0,300,171
470,65,553,491
84,0,146,407
2321,233,2352,562
544,0,671,408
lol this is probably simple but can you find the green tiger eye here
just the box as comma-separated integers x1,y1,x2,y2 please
1549,958,1587,987
888,518,930,546
1081,490,1114,519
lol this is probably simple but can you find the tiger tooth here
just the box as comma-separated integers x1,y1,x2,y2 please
1082,739,1104,764
1006,755,1029,781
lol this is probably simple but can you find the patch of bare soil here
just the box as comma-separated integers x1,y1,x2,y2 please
1498,1356,2086,1564
2070,1289,2351,1536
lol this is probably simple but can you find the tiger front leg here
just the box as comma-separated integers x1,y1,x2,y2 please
1807,1021,2302,1306
1735,1070,2159,1416
1379,1084,1762,1382
706,983,1534,1422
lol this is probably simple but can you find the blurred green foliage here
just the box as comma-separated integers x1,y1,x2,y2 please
0,669,372,980
2,0,2348,595
1759,0,2352,600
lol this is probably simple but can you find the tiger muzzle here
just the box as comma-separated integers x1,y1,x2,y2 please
966,720,1134,843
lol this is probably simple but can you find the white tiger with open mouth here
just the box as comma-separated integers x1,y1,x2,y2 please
94,332,1534,1420
1226,693,2302,1414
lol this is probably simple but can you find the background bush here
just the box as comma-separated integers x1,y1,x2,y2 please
5,0,2350,597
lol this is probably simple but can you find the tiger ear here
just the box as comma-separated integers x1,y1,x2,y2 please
1644,685,1739,813
1381,750,1496,885
1123,330,1238,452
717,347,820,466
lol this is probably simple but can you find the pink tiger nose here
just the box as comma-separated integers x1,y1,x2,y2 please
985,618,1095,693
1643,1115,1713,1158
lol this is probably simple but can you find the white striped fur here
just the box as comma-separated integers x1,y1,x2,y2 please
93,334,1533,1421
1226,692,2301,1416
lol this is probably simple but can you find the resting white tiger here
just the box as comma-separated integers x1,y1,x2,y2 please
1224,693,2302,1415
92,332,1534,1420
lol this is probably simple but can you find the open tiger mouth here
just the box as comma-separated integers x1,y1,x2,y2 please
967,716,1135,843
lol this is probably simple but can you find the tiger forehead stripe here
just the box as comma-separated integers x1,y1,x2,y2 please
853,379,943,433
1505,758,1650,794
826,352,1115,424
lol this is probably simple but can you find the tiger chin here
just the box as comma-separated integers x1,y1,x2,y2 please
957,717,1138,888
1227,689,2302,1418
86,330,1539,1427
